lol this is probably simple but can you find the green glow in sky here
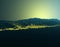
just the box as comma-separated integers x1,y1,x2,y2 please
1,0,60,20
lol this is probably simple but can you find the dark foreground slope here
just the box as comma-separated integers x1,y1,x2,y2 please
0,27,60,47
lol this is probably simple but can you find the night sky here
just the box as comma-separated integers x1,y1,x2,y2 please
0,0,60,21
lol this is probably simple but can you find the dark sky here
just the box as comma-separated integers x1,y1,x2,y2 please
0,0,60,21
1,0,19,20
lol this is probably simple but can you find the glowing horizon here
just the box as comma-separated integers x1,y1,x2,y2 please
1,0,60,20
16,0,60,20
18,1,53,19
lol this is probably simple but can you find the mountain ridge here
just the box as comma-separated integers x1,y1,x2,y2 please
16,18,60,26
0,18,60,29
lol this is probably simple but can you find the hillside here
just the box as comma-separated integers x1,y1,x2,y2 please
0,18,60,30
16,18,60,26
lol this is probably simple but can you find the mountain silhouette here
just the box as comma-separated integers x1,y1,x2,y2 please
16,18,60,26
0,18,60,28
